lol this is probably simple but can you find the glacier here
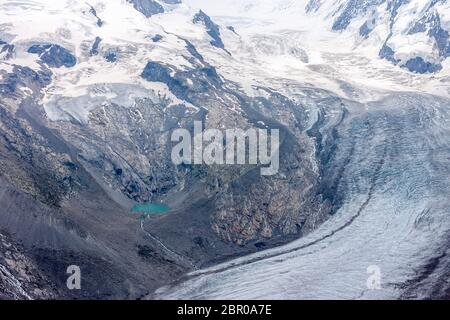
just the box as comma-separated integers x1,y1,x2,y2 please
153,91,450,299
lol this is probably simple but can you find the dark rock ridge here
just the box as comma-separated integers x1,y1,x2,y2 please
151,34,163,42
305,0,323,13
141,61,222,104
409,10,450,58
404,57,442,73
379,43,398,64
332,0,385,32
128,0,164,17
0,65,51,97
0,60,190,298
227,26,237,34
90,37,102,56
0,232,56,299
0,39,14,60
379,43,442,73
193,10,226,51
27,44,76,68
88,4,103,27
104,49,117,62
306,0,449,73
381,1,448,73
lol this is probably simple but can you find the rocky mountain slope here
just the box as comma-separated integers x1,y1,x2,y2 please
1,0,449,299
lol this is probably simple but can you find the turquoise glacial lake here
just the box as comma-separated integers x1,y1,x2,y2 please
131,203,170,215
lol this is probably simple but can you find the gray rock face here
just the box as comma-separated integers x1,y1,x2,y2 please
151,34,163,42
27,44,76,68
380,39,442,74
379,1,448,73
0,62,190,299
404,56,442,73
0,39,14,60
332,0,385,31
128,0,164,17
141,61,222,104
409,10,450,58
309,0,448,74
193,10,226,50
0,232,56,300
305,0,323,13
104,49,117,62
90,36,102,56
88,5,103,27
379,43,399,64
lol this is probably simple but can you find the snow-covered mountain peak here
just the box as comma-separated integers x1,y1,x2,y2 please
1,0,450,118
187,0,450,71
183,0,450,98
0,0,220,121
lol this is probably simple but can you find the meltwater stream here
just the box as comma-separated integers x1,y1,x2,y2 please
131,203,198,269
154,93,450,299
